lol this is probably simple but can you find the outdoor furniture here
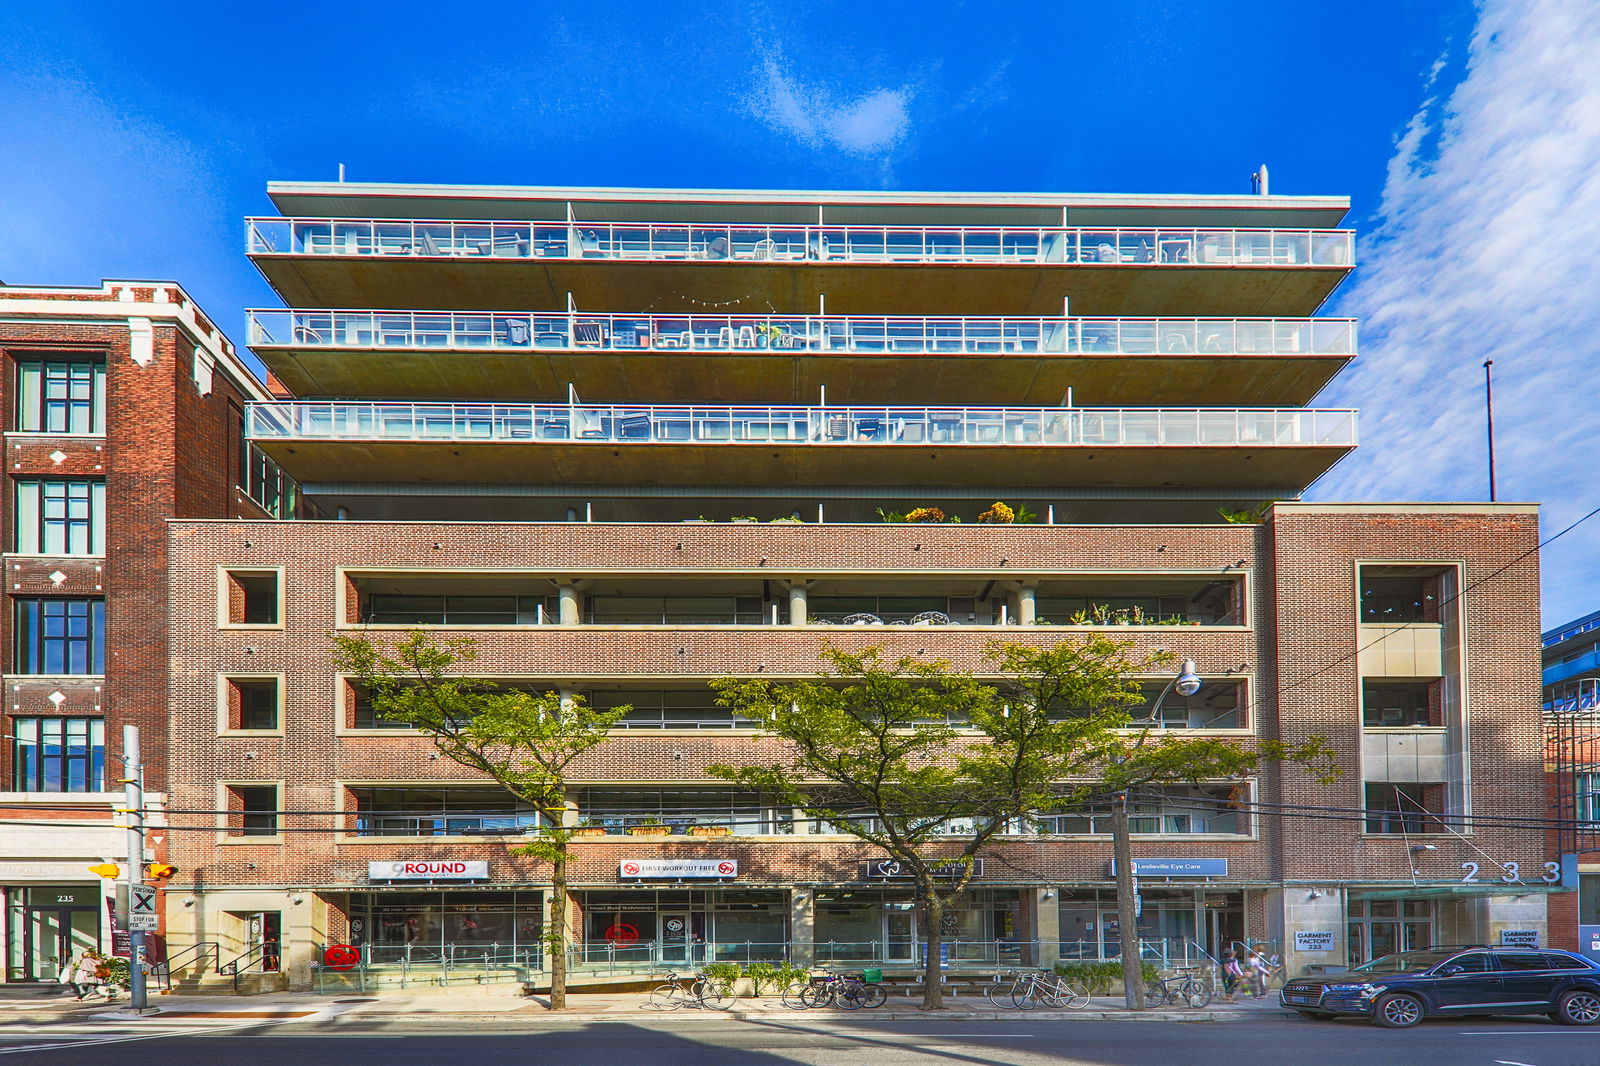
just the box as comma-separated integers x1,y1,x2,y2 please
843,613,883,626
911,611,953,626
417,232,445,256
573,322,607,347
501,321,532,346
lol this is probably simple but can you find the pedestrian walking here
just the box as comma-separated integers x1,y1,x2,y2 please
1247,950,1273,997
1219,949,1244,1003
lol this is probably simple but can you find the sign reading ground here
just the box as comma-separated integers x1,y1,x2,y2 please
1110,858,1229,877
368,860,489,881
619,859,737,879
1500,929,1540,948
1295,930,1336,952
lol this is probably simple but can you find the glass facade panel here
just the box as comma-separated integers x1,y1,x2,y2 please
350,786,543,836
10,717,104,792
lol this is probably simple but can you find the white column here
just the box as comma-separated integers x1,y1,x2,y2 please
558,584,581,626
788,582,809,626
1017,584,1038,626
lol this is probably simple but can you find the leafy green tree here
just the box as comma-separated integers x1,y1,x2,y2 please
711,639,1335,1010
333,631,629,1010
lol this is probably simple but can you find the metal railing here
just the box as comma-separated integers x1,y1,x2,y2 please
246,310,1356,358
247,218,1355,268
312,942,543,992
219,940,280,992
246,402,1358,449
148,941,219,992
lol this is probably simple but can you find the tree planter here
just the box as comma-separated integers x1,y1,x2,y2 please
572,827,609,839
688,825,732,837
628,826,671,837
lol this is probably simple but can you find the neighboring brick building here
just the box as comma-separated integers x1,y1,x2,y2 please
0,280,296,983
1543,612,1600,958
161,184,1551,990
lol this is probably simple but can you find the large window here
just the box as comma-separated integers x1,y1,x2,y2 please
1364,782,1446,834
13,598,105,675
13,479,105,555
1034,785,1248,835
577,788,793,835
14,359,105,434
350,787,543,836
364,594,552,625
10,717,104,792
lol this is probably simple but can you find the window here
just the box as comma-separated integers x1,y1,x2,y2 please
1360,573,1440,623
1494,953,1551,971
223,570,280,625
587,688,757,729
1363,682,1439,727
1034,785,1248,835
577,788,793,835
1132,681,1245,729
586,595,768,625
1443,952,1493,973
224,678,280,731
13,598,105,674
1542,953,1590,970
13,479,105,555
10,717,104,791
229,785,279,837
364,594,553,625
15,359,105,434
1364,782,1446,834
350,787,543,836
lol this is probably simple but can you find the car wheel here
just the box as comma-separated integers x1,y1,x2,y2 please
1294,1010,1334,1020
1555,989,1600,1025
1373,993,1425,1028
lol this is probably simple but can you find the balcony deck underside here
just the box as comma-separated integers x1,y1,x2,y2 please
252,257,1348,318
255,439,1351,490
254,345,1350,406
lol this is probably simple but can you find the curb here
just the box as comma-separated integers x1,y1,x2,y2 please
332,1007,1260,1023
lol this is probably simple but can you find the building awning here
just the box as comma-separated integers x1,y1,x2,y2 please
1353,884,1569,901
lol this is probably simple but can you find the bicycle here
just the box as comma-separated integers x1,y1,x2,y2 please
984,968,1029,1008
644,970,734,1011
1143,971,1213,1008
783,969,887,1009
1011,970,1090,1010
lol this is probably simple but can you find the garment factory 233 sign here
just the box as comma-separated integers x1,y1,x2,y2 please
618,859,738,879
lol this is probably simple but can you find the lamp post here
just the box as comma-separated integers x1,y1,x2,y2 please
1114,659,1201,1010
1483,359,1497,502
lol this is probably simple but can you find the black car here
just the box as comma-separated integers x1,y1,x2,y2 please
1280,947,1600,1028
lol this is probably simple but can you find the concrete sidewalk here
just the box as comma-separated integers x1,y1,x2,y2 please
0,986,1289,1025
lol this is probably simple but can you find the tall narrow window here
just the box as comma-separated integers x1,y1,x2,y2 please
11,717,105,791
14,598,105,674
15,359,105,434
228,785,280,837
13,479,105,555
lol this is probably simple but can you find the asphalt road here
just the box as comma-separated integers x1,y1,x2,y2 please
1,1012,1597,1065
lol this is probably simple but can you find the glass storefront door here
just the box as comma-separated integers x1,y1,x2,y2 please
659,912,691,964
1347,898,1433,965
5,886,101,982
884,908,917,963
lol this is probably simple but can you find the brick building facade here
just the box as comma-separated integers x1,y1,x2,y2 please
0,281,294,983
159,184,1551,990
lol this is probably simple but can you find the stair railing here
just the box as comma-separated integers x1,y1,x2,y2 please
219,940,281,993
148,942,220,992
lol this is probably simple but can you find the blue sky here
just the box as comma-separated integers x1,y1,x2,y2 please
1,0,1594,627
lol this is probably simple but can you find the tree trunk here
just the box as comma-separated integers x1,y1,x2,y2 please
920,889,945,1010
1112,797,1145,1009
549,853,569,1010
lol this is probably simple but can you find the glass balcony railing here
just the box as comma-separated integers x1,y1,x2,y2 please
246,401,1357,448
247,310,1356,357
247,218,1355,268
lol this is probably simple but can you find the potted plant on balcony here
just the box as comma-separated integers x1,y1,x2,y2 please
628,817,671,837
905,506,947,524
688,822,733,837
572,818,609,839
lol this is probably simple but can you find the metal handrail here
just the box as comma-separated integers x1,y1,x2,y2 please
148,941,219,992
220,940,281,992
246,217,1355,268
245,401,1358,449
245,309,1357,358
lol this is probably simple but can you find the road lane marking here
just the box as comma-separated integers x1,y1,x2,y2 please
1493,1060,1542,1065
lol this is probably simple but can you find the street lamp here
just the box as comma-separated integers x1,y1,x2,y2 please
1113,659,1200,1010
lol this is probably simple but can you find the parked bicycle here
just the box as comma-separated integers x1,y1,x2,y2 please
781,969,887,1010
983,969,1089,1010
644,970,734,1010
1144,971,1213,1008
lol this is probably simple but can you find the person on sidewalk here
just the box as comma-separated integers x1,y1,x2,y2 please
62,951,101,1001
1247,950,1275,997
1219,949,1244,1004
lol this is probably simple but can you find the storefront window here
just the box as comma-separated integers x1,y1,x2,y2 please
1346,897,1433,965
1058,887,1241,966
576,890,787,966
345,890,544,961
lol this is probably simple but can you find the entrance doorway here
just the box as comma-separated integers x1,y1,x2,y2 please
5,886,101,982
1347,898,1433,965
245,911,282,973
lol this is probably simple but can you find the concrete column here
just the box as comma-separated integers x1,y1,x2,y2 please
1016,584,1038,626
787,582,809,626
1269,885,1346,979
1034,888,1061,968
557,584,581,626
790,888,815,967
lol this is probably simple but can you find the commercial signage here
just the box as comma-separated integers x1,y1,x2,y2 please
862,859,983,880
1579,924,1600,961
1109,858,1228,877
1500,929,1540,948
368,861,489,881
128,884,159,931
1295,931,1336,952
618,859,737,879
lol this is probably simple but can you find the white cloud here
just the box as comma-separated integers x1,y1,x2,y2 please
747,54,912,157
1315,0,1600,626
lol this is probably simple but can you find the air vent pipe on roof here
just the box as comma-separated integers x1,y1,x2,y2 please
1251,164,1269,196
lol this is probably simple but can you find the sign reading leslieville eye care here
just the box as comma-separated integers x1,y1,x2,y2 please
619,859,738,879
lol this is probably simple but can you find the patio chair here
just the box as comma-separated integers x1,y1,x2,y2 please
417,232,445,256
573,322,607,347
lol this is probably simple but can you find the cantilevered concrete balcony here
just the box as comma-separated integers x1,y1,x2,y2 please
246,310,1355,405
246,400,1355,491
245,218,1354,317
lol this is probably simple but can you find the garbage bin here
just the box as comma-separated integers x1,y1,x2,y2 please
862,968,883,984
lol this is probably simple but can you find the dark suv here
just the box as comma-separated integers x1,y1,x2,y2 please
1280,947,1600,1028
